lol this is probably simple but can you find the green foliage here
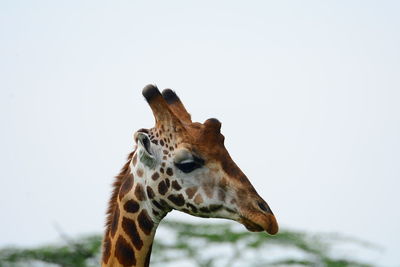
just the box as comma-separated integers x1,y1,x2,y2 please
0,235,101,267
0,221,376,267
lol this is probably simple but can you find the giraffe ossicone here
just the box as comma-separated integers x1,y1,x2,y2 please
102,85,278,267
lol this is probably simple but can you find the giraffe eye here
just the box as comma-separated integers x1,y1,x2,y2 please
175,161,200,173
175,157,204,173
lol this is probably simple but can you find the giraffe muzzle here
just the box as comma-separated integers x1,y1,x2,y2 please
238,199,279,235
239,212,278,235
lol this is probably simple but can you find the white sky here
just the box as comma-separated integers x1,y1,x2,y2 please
1,1,399,265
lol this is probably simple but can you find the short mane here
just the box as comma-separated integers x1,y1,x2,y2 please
105,150,135,233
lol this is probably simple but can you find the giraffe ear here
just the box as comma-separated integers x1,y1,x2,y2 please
134,131,157,169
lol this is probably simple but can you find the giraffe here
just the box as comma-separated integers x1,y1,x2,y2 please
102,85,279,267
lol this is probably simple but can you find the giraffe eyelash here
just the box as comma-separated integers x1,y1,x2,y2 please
175,161,201,173
175,156,204,173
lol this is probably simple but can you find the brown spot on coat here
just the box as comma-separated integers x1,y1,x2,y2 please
160,140,164,146
119,174,134,201
166,167,173,176
110,207,120,237
151,172,160,181
122,217,143,250
124,199,139,213
158,180,168,195
172,180,182,191
138,210,154,235
194,193,204,204
134,184,146,201
168,194,185,206
185,187,198,199
146,186,155,199
136,168,144,177
115,235,136,266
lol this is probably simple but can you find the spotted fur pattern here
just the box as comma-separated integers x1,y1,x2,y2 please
102,86,278,267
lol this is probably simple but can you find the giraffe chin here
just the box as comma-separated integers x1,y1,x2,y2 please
239,214,279,235
240,217,264,232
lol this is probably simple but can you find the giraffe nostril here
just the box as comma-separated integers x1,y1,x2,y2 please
257,201,272,213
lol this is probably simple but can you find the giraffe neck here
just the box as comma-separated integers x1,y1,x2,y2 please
102,151,170,267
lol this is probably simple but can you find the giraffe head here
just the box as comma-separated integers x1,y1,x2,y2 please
134,85,278,235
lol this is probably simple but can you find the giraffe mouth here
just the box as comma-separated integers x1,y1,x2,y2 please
239,217,264,232
239,213,279,235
